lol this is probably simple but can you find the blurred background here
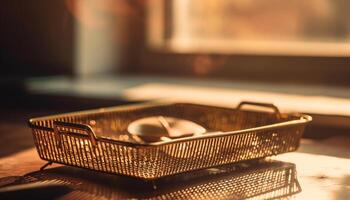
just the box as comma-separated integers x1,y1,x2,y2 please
1,0,350,155
3,0,350,80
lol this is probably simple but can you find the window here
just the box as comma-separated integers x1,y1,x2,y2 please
141,0,350,85
149,0,350,56
147,0,350,56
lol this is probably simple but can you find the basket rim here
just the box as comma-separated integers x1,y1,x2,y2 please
28,102,312,147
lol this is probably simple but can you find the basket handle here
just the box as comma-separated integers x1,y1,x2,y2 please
53,121,98,149
236,101,281,119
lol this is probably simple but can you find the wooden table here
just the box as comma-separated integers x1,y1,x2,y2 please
0,105,349,199
1,137,349,199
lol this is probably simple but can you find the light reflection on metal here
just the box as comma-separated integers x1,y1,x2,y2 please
15,160,301,200
28,101,311,180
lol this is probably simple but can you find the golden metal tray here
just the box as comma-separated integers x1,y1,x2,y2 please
28,101,311,180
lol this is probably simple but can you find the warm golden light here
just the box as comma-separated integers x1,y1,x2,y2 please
148,0,350,56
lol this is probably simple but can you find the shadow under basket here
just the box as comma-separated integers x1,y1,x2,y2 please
12,160,301,200
28,101,312,180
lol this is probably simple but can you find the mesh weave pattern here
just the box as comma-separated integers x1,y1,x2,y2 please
29,103,308,179
17,160,301,200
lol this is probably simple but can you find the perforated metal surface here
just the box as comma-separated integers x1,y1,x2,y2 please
15,160,301,200
28,102,311,180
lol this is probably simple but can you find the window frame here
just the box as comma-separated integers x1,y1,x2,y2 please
123,0,350,86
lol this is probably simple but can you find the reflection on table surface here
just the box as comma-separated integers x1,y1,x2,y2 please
1,159,300,200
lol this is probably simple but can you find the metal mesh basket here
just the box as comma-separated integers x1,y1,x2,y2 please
28,101,311,180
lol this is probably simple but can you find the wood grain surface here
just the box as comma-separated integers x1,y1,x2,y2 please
0,106,349,199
